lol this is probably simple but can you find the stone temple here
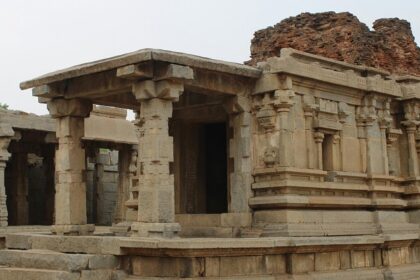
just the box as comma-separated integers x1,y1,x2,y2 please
0,11,420,279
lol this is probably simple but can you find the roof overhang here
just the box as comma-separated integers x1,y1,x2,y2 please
20,49,261,110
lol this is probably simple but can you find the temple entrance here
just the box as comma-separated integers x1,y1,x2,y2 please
172,92,229,215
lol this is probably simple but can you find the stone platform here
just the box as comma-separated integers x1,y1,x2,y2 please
0,229,420,279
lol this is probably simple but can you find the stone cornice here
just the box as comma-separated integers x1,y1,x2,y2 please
265,48,402,97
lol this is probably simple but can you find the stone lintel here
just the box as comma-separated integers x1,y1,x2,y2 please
47,98,93,118
32,84,62,99
116,62,154,80
153,64,194,81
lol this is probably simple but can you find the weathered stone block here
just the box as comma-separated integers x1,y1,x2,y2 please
315,252,340,271
288,253,315,273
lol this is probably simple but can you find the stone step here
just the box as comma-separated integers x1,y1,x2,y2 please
0,267,79,280
0,249,118,272
385,263,420,280
5,233,122,255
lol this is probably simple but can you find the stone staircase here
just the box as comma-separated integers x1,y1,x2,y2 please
0,233,127,280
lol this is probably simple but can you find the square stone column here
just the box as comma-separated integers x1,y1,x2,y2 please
130,80,183,238
47,98,94,235
0,124,14,227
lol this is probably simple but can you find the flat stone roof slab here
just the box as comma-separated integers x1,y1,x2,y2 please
20,49,261,90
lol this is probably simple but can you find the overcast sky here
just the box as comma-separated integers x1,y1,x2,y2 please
1,0,419,115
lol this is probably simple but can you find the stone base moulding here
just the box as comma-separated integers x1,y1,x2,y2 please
130,222,181,238
51,224,95,236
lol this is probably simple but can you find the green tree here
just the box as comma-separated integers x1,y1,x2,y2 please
0,103,8,109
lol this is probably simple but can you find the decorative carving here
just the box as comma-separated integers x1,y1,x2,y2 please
272,89,295,112
401,100,420,128
263,146,278,167
338,102,350,123
133,80,184,102
313,98,344,131
253,93,277,132
386,128,402,148
302,95,318,117
377,98,392,129
356,94,377,125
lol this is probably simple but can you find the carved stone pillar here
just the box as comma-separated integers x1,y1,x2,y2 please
131,80,182,238
356,94,378,175
47,98,93,235
0,124,14,226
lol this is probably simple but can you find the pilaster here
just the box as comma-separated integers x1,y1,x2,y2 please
47,98,94,235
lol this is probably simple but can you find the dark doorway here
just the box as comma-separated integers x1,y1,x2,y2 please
322,134,334,171
173,120,228,214
204,123,228,213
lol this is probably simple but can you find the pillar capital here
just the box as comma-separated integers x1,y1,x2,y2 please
133,80,184,102
0,124,14,162
47,98,92,118
224,95,251,115
314,131,324,143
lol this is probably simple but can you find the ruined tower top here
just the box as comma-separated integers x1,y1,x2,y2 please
248,11,420,76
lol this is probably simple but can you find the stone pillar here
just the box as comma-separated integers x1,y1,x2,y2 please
225,96,253,213
303,105,316,169
113,145,132,223
386,129,402,176
47,98,94,235
274,87,295,167
314,132,324,170
379,123,390,175
0,124,14,226
131,80,182,238
364,122,377,176
356,121,367,173
405,124,419,177
94,150,105,225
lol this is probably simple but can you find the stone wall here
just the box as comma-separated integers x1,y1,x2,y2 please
248,12,420,76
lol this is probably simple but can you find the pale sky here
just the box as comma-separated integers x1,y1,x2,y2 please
1,0,419,115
